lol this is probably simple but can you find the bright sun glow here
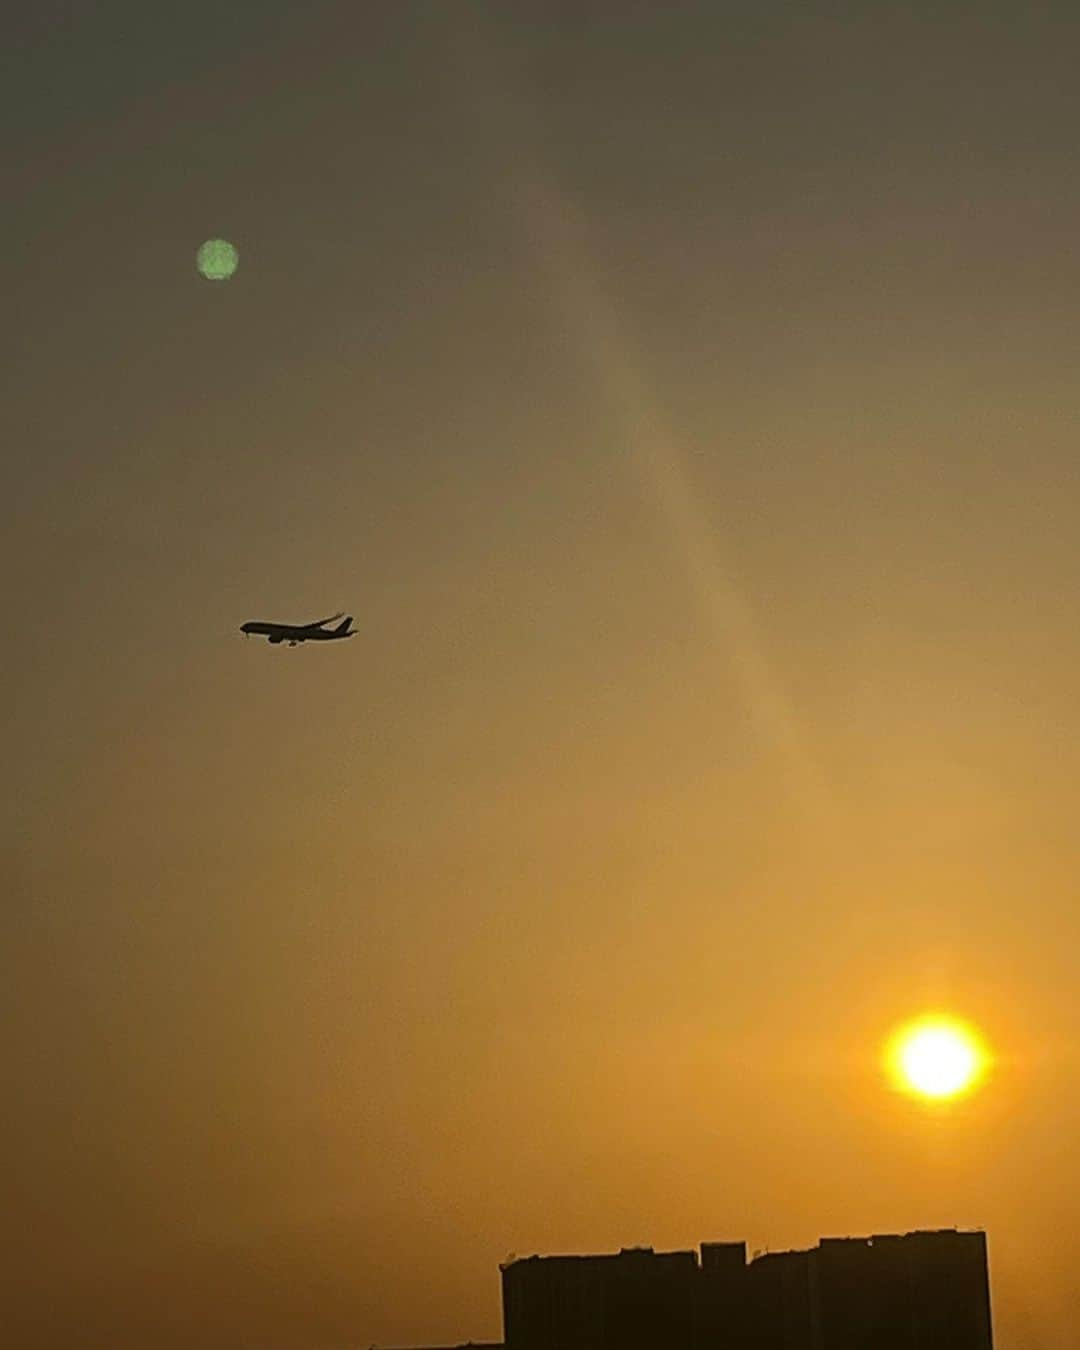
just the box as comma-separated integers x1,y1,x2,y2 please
886,1015,990,1101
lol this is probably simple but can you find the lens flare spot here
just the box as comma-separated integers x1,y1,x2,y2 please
885,1015,989,1101
197,238,239,281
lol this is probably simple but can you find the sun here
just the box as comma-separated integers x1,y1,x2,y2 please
885,1014,990,1102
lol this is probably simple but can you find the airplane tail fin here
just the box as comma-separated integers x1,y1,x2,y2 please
336,615,353,635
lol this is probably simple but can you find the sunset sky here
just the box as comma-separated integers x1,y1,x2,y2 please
5,4,1080,1347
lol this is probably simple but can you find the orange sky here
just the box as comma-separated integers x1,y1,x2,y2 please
4,4,1080,1346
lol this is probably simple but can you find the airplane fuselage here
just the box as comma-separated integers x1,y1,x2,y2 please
241,616,355,645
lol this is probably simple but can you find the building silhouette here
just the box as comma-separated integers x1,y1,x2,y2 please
388,1228,993,1350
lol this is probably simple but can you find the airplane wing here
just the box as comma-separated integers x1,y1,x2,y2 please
307,612,345,628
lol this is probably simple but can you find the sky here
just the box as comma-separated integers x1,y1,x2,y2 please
4,2,1080,1346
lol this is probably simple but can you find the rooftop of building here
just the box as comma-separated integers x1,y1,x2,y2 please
500,1228,985,1272
378,1342,504,1350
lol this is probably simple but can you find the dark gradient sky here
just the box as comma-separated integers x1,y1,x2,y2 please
5,4,1080,1347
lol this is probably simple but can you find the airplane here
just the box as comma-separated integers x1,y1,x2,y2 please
240,612,356,646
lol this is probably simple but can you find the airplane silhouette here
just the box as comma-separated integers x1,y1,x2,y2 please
240,612,355,646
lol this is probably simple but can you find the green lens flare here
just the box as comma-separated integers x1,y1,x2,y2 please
196,238,239,281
